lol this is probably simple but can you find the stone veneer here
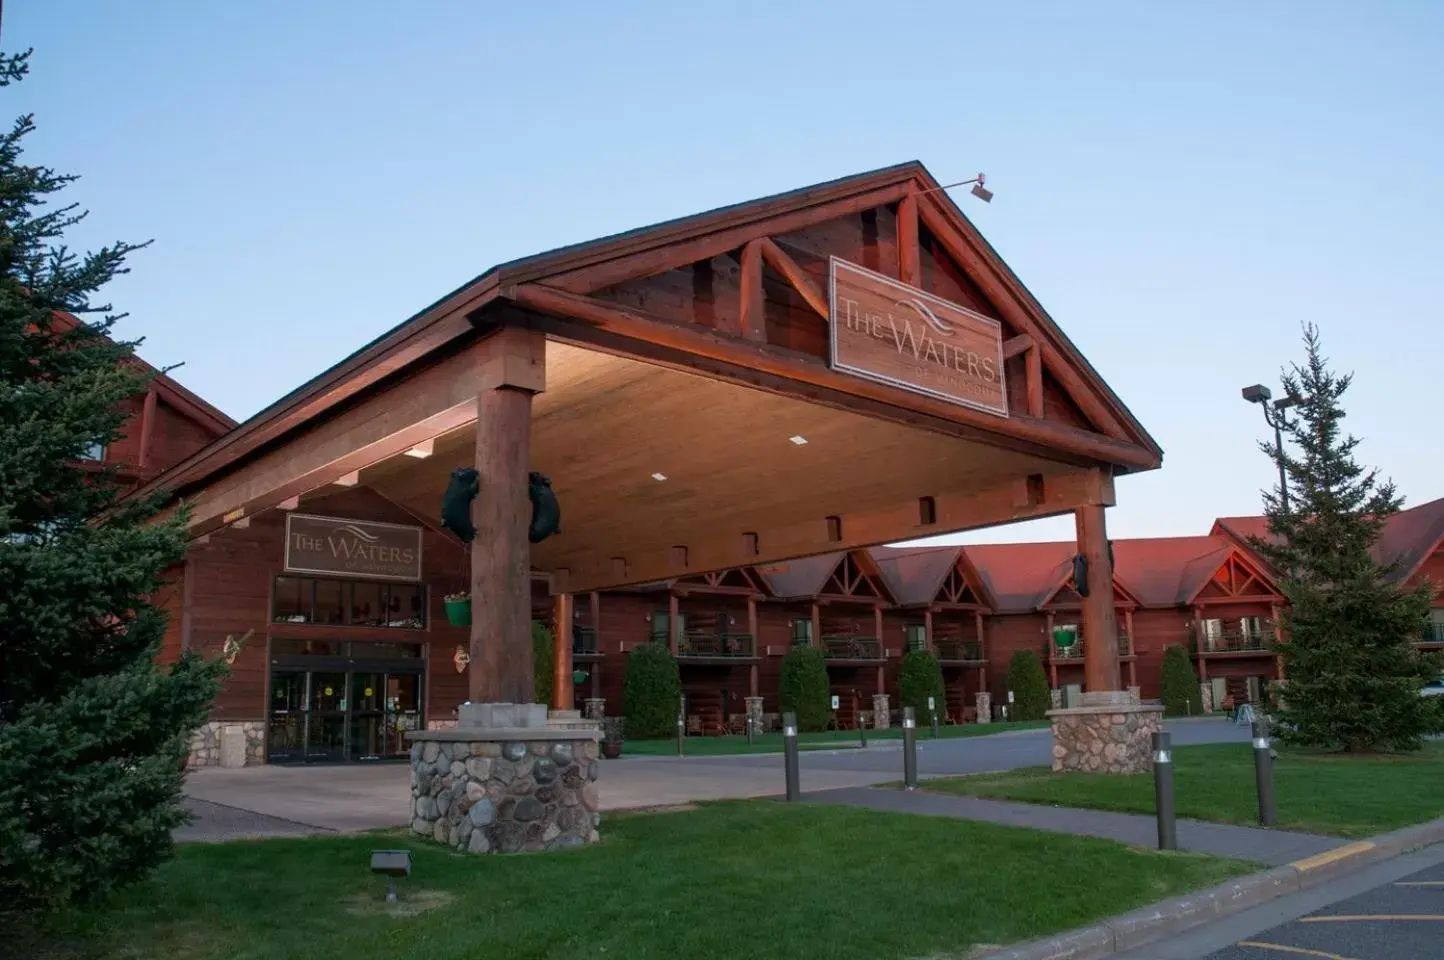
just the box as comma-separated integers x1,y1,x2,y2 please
974,691,992,724
406,703,601,855
871,693,891,729
1047,691,1164,774
187,721,265,768
583,698,606,720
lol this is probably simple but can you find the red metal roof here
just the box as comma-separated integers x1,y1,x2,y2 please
868,545,964,606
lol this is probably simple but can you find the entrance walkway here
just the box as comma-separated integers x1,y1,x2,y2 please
803,787,1345,865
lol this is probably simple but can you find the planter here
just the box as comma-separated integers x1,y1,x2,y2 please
600,740,624,760
444,596,471,627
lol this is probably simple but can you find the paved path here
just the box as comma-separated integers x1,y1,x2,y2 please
182,717,1249,840
176,798,330,843
1116,842,1444,959
803,786,1345,865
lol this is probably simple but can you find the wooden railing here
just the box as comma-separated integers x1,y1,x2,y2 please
1051,635,1131,660
822,636,883,661
935,639,983,662
677,632,756,658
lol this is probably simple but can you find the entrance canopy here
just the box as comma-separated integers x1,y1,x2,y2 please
137,161,1160,702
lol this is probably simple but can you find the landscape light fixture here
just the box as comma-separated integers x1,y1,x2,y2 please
370,849,412,903
1241,383,1297,514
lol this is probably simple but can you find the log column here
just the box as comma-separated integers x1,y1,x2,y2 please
747,595,759,697
469,327,545,705
1076,503,1121,691
552,592,574,710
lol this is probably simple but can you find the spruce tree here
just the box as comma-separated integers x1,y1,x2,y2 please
0,49,225,915
1006,650,1049,721
1252,325,1433,752
1160,645,1203,717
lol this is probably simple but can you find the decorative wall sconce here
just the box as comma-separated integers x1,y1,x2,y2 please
453,645,471,674
221,629,253,666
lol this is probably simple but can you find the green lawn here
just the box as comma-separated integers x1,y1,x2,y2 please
921,741,1444,838
32,801,1249,960
622,719,1048,756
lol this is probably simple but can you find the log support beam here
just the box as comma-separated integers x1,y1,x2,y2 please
1076,485,1121,692
469,327,546,705
552,592,574,711
138,386,158,469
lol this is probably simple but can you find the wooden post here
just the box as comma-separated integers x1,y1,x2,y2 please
974,609,987,692
1046,611,1058,688
923,608,934,652
553,592,574,710
668,592,681,655
873,604,884,644
747,594,759,697
1075,503,1121,691
876,664,885,696
1123,607,1137,690
138,386,158,469
810,602,821,649
469,328,545,705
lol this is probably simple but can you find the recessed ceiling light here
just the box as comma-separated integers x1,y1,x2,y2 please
651,472,667,482
403,440,434,459
789,435,808,446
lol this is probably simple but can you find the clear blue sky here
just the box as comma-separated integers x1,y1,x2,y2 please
9,1,1443,544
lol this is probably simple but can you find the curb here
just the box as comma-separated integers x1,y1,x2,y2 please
978,815,1444,960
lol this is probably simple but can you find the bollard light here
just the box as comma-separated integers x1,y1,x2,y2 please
782,711,801,801
1252,718,1276,826
902,706,919,791
1151,732,1176,850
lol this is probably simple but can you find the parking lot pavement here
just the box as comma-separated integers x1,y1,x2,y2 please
175,798,331,843
1116,843,1444,960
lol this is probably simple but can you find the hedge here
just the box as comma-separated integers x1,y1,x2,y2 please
1161,644,1203,717
898,650,946,722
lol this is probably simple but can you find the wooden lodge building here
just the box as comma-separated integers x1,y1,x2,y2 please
100,162,1443,766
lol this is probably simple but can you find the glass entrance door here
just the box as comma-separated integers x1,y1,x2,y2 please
267,671,307,763
306,671,348,762
385,673,422,757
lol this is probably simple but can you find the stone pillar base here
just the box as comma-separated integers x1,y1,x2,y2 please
1047,691,1164,774
1199,683,1214,713
1049,688,1063,709
583,697,606,720
974,691,992,724
187,721,265,768
871,693,890,729
1127,685,1141,704
407,702,602,854
744,696,765,725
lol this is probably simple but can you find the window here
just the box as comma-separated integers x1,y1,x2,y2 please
1200,618,1224,651
790,618,813,646
651,611,684,643
271,576,427,629
905,624,927,652
1239,616,1263,642
78,442,106,462
1429,608,1444,643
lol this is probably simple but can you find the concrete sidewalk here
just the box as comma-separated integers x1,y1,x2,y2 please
804,787,1346,866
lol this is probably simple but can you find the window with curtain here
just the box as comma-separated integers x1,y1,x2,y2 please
905,623,927,652
789,618,813,646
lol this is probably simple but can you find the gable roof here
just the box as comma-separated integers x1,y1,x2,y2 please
868,545,997,608
133,160,1160,506
755,553,846,599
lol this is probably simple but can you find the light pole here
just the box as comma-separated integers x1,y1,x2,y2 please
1241,385,1297,514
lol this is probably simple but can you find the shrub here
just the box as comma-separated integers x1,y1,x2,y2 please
778,645,832,732
532,620,554,706
1160,645,1203,717
622,644,681,739
1007,650,1050,721
899,650,946,722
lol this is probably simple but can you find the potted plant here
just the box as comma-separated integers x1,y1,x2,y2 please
443,591,471,627
600,716,625,759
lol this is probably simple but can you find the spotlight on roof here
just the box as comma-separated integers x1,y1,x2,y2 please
1241,384,1272,405
970,176,994,203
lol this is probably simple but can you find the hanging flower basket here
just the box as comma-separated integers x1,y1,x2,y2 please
444,593,471,627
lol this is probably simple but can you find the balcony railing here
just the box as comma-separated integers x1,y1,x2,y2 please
935,639,983,662
677,632,756,658
1051,638,1085,661
1424,622,1444,644
1195,630,1276,654
822,636,884,661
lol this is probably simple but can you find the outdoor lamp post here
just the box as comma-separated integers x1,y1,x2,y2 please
1241,384,1298,514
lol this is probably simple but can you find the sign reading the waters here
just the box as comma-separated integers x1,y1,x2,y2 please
828,257,1009,416
284,513,423,581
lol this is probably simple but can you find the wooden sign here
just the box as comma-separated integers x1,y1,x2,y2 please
828,258,1008,416
284,513,423,581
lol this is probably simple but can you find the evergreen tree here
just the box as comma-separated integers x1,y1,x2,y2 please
1006,650,1049,721
778,646,831,732
0,49,225,915
1160,645,1203,717
897,650,945,723
621,644,681,739
1252,325,1433,752
531,620,554,706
